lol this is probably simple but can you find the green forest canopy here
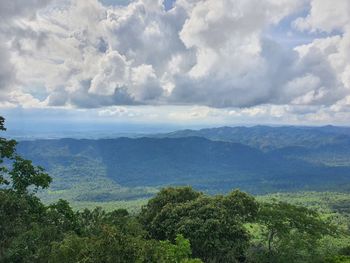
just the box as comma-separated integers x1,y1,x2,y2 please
1,116,350,263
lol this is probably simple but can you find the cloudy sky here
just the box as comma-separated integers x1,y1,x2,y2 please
1,0,350,130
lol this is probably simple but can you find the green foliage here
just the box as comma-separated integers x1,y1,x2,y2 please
259,201,335,245
1,116,350,263
139,187,259,262
49,227,142,263
0,116,17,185
246,201,342,263
139,186,202,234
0,119,202,263
1,117,52,194
157,234,202,263
325,256,350,263
10,156,52,194
252,191,350,263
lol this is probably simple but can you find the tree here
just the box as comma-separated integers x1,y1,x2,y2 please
0,116,51,193
50,232,203,263
158,234,202,263
139,186,202,237
140,187,259,262
0,117,54,261
255,201,336,263
0,116,17,185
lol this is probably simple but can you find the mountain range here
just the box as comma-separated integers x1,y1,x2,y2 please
15,125,350,203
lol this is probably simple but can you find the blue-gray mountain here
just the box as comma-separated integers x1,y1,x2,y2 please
157,125,350,151
16,126,350,202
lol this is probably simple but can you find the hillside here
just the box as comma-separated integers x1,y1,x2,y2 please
159,125,350,150
17,135,350,204
158,125,350,167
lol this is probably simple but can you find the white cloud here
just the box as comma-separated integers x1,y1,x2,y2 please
292,0,350,110
89,51,129,96
0,0,350,125
0,0,53,93
130,64,163,101
6,90,45,108
294,0,350,33
98,106,131,116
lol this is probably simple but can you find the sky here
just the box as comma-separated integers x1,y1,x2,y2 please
0,0,350,132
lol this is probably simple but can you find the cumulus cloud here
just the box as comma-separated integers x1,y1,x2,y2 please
0,0,350,124
292,0,350,114
89,51,128,96
0,0,52,99
294,0,350,33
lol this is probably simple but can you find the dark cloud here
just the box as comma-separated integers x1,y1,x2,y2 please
67,80,139,109
0,42,16,90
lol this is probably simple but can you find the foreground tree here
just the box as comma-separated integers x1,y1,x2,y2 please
0,116,52,193
248,201,337,263
0,117,202,263
140,187,259,262
0,117,54,261
0,116,17,185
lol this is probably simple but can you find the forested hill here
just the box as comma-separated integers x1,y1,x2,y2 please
17,135,350,195
157,125,350,151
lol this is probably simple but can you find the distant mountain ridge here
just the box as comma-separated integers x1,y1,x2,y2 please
16,130,350,200
156,125,350,151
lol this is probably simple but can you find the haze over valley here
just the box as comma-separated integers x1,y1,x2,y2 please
13,125,350,206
